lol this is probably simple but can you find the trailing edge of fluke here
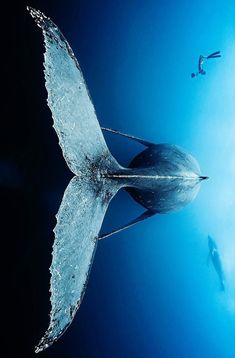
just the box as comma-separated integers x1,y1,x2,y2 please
27,7,208,353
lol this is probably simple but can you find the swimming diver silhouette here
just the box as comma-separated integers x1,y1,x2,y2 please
191,51,221,78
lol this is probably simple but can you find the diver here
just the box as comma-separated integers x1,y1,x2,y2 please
191,51,221,78
207,235,225,291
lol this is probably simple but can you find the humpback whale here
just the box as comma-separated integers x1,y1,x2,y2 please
27,7,208,352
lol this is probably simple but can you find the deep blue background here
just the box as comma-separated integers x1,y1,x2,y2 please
2,1,235,357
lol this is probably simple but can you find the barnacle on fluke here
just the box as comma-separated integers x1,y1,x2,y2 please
27,7,207,353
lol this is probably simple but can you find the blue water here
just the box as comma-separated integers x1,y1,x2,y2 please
33,0,235,357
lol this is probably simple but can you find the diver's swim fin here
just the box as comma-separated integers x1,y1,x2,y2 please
207,51,221,59
99,209,156,240
102,127,155,147
207,55,221,58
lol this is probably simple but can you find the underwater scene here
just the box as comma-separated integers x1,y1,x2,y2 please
3,0,235,357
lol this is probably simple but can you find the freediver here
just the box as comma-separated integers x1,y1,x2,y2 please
191,51,221,78
208,235,225,291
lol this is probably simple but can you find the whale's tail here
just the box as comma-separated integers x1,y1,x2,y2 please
27,7,125,352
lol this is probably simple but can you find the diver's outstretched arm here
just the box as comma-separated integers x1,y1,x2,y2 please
98,209,156,240
101,127,155,147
